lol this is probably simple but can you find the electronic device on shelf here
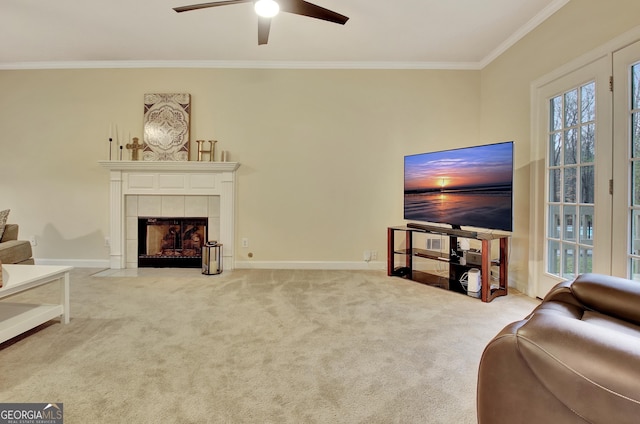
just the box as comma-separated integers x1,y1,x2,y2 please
467,268,481,298
465,250,483,266
404,141,514,233
406,222,478,239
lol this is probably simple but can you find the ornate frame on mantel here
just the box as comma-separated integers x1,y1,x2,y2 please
143,93,191,161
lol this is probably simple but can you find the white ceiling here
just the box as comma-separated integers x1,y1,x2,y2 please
0,0,568,70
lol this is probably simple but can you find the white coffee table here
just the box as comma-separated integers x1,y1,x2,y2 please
0,264,72,344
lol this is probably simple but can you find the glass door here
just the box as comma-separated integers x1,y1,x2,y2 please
612,40,640,278
546,81,597,278
531,56,612,298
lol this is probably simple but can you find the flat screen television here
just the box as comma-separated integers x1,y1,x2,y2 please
404,141,514,232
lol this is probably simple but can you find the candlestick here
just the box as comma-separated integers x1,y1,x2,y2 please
109,137,113,160
119,145,123,161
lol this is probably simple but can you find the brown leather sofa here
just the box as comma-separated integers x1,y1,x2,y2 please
477,273,640,424
0,224,34,264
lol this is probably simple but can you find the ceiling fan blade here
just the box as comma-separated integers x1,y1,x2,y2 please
173,0,252,13
278,0,349,25
258,17,271,45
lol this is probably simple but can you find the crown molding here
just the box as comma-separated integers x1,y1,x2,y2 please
479,0,570,68
0,59,482,71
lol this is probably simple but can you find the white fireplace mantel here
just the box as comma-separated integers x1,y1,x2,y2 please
99,161,239,270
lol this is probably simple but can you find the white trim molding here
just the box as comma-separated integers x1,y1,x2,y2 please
99,161,239,270
236,260,387,271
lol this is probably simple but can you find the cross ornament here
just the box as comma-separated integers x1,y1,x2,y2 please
126,137,146,161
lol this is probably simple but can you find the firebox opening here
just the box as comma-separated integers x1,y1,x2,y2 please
138,217,208,268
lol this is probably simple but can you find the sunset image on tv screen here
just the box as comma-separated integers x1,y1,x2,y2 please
404,142,513,232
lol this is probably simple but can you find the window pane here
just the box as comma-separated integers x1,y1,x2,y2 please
546,81,597,280
562,243,575,279
633,162,640,206
581,82,596,123
564,89,578,127
631,209,640,255
549,169,561,202
547,240,560,275
549,133,562,166
580,165,594,204
633,112,640,158
632,210,640,281
581,124,595,163
633,63,640,110
630,258,640,282
564,129,577,164
551,95,563,131
579,247,593,274
564,168,577,203
548,204,561,239
564,205,576,241
580,205,594,246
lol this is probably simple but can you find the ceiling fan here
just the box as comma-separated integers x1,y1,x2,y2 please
173,0,349,45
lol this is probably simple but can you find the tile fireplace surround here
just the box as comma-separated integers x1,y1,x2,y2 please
99,161,239,270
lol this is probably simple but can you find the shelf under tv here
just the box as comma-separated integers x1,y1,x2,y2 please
405,222,511,241
387,225,510,302
394,247,449,261
406,222,478,239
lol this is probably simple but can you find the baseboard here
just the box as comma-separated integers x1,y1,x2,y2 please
34,258,111,268
235,260,387,270
31,258,387,271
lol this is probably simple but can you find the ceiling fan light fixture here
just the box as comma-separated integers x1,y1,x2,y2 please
254,0,280,18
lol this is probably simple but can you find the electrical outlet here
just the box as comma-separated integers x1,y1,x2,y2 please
371,250,378,260
363,250,371,261
29,236,37,247
104,237,110,247
242,238,249,248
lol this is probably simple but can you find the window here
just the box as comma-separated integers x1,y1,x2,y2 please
546,82,596,279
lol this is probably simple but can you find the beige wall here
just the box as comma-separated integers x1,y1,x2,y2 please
2,0,639,293
0,68,480,267
480,0,640,292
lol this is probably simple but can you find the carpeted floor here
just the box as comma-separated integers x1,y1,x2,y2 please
0,268,539,423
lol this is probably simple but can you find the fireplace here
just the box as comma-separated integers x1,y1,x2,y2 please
99,161,239,270
138,217,208,268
